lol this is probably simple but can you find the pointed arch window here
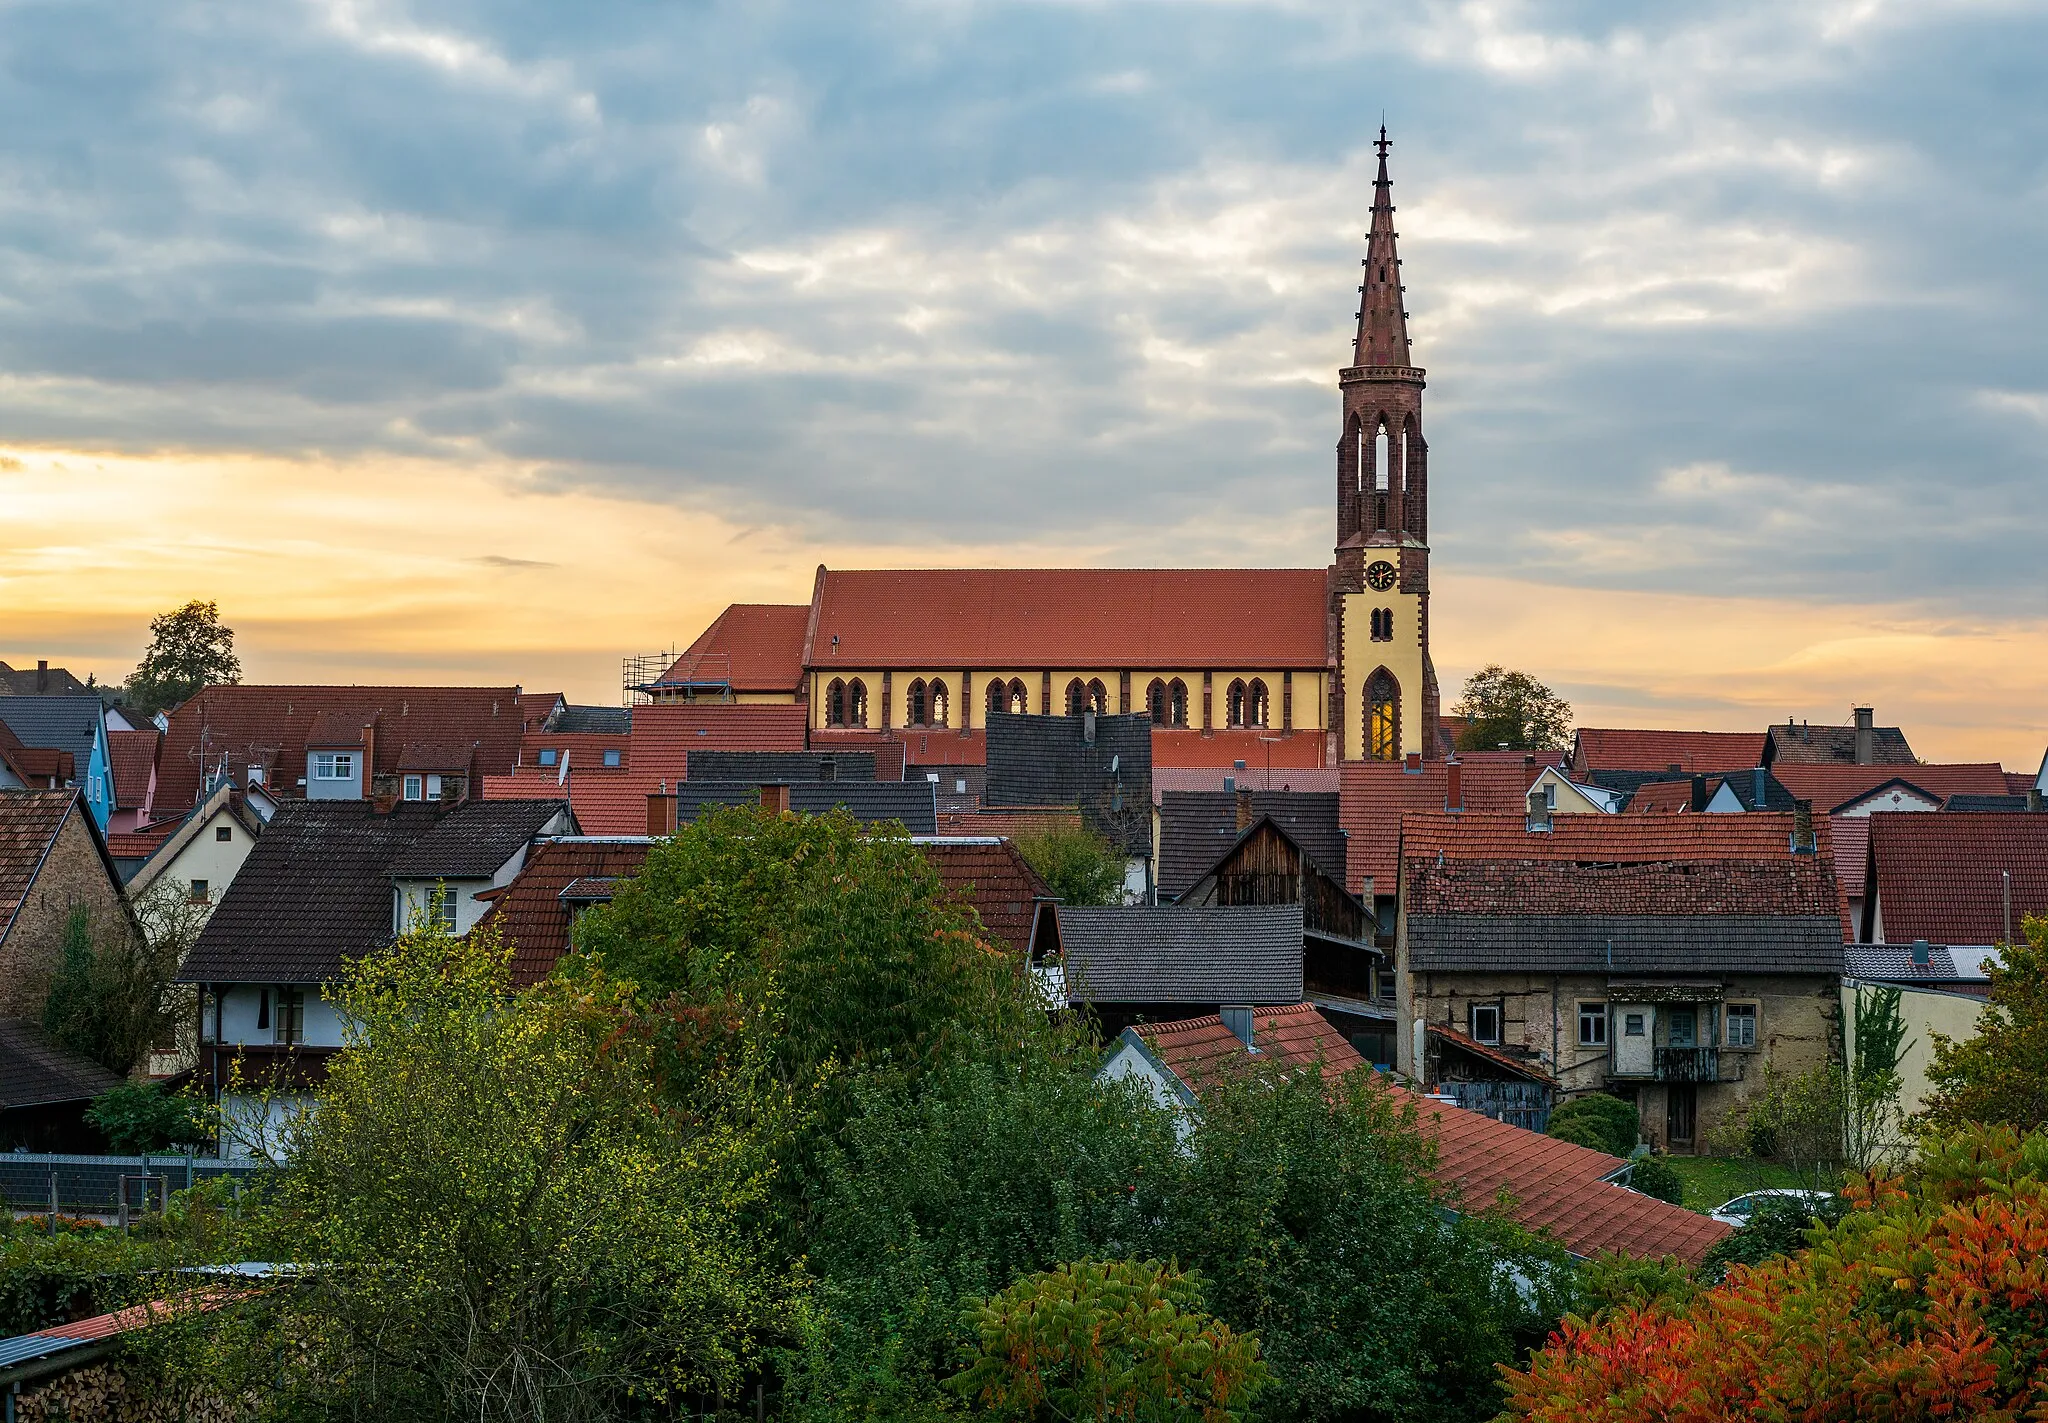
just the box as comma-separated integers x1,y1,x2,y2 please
1064,678,1087,717
1167,679,1188,728
1374,420,1391,494
1225,679,1248,728
1147,678,1168,726
928,680,949,728
847,678,869,729
826,678,847,727
1367,670,1399,762
1007,679,1028,714
906,679,928,728
1246,678,1269,728
987,679,1008,719
1370,608,1395,642
1086,678,1108,715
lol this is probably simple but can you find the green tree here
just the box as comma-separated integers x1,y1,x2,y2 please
1546,1094,1639,1158
1451,665,1572,752
1845,983,1912,1169
39,899,176,1076
952,1259,1267,1423
1920,915,2048,1133
123,600,240,716
84,1081,207,1153
1627,1157,1685,1205
209,924,798,1421
1708,1063,1848,1197
1015,824,1127,907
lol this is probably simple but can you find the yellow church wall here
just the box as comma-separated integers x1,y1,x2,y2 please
1341,589,1426,759
805,668,1328,732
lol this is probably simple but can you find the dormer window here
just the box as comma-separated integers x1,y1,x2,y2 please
403,774,425,801
311,753,354,780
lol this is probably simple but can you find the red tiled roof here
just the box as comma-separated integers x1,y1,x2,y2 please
806,567,1332,668
1151,728,1330,770
1428,1023,1556,1085
473,839,652,986
1770,763,2010,814
665,604,809,693
2008,772,2037,796
1624,780,1700,814
921,840,1053,955
106,824,177,860
1400,810,1828,863
1869,812,2048,945
519,731,630,772
1405,852,1840,918
936,807,1084,840
157,685,532,812
0,790,80,942
1831,815,1869,939
106,729,159,812
1339,761,1530,896
1140,1004,1727,1262
1572,729,1767,775
304,709,374,746
629,704,808,784
1153,766,1340,805
892,730,984,769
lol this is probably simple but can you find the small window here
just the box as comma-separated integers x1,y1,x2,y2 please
1469,1003,1502,1045
1725,1003,1759,1048
602,748,621,768
1376,966,1397,1002
256,988,269,1031
536,749,558,767
189,879,210,904
1668,1006,1698,1048
426,774,443,800
1624,1013,1646,1037
955,778,967,794
429,890,457,932
311,752,354,780
403,774,424,801
215,825,233,842
277,990,304,1047
1578,1002,1607,1046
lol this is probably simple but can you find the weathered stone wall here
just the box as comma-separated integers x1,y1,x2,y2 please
1,804,137,1017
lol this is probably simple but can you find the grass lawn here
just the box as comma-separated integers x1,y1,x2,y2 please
1662,1156,1809,1213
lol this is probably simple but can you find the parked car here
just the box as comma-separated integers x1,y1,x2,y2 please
1710,1188,1835,1229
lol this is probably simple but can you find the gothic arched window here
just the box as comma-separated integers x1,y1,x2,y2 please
1086,678,1108,715
1008,679,1028,714
826,678,847,727
987,679,1007,719
1246,679,1269,728
1367,670,1399,762
1147,678,1168,726
906,679,928,728
1063,679,1086,716
1374,420,1391,494
1226,679,1248,728
1353,415,1368,493
1168,679,1188,728
929,680,949,728
847,678,869,728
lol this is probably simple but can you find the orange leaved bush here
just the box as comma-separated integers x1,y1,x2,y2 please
1500,1126,2048,1422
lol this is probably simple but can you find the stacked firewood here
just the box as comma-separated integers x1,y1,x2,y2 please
15,1363,243,1422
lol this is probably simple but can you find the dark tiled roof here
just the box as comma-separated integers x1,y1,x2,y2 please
985,711,1151,853
1946,794,2033,812
665,604,809,693
472,840,652,986
551,705,631,735
106,730,159,811
1055,905,1302,1005
1869,812,2048,946
157,686,532,813
0,791,79,944
0,1019,123,1108
1158,791,1342,899
0,699,102,769
1572,729,1767,775
1765,722,1916,766
1711,768,1800,812
685,750,876,782
179,802,450,983
518,731,629,773
1135,1004,1729,1263
805,568,1332,668
385,799,571,880
1408,913,1845,974
671,782,936,833
921,840,1053,955
1843,941,1990,984
0,661,92,697
394,740,477,772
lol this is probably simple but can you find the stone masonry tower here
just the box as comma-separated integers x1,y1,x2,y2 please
1331,129,1440,762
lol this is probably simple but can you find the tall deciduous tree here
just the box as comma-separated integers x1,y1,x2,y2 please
1920,914,2048,1133
39,889,181,1076
1451,665,1572,752
1016,824,1128,907
124,600,240,715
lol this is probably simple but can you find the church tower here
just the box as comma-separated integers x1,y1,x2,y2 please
1332,129,1440,762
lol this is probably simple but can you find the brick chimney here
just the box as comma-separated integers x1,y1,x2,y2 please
1852,706,1875,765
1446,758,1463,812
1690,774,1708,811
1791,799,1816,854
647,789,678,837
1235,786,1254,831
35,659,48,693
760,783,792,815
1525,787,1552,833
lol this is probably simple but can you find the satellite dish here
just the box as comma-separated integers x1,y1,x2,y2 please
1109,755,1120,774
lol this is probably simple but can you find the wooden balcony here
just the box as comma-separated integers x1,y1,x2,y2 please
202,1042,336,1094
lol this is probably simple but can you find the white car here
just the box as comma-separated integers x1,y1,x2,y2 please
1710,1188,1834,1228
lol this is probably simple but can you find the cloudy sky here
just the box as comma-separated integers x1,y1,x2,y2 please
2,0,2044,761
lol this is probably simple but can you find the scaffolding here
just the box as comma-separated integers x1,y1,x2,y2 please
621,650,677,707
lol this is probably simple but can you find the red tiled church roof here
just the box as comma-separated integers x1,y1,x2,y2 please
1137,1004,1727,1262
805,568,1333,668
663,604,809,694
1869,812,2048,946
1151,728,1330,770
1572,729,1767,775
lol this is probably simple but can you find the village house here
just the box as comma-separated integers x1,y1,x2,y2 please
0,699,115,830
0,789,137,1019
1395,804,1845,1153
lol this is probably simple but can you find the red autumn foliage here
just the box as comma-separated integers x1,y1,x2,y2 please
1499,1127,2048,1422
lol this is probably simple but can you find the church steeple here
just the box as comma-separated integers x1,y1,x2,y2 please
1353,127,1412,369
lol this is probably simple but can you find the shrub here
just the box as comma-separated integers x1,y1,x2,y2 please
1628,1156,1685,1205
85,1082,208,1154
1547,1094,1639,1157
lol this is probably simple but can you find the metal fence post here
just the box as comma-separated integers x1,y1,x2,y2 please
46,1170,56,1235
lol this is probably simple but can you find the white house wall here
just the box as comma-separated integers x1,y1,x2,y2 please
216,983,346,1050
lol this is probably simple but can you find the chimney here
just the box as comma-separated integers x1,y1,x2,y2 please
1083,709,1096,745
2030,787,2044,813
1446,758,1464,812
1752,766,1767,810
1910,938,1931,967
1526,788,1552,833
1220,1005,1255,1049
360,717,378,802
1404,752,1422,774
1690,774,1708,812
35,660,48,693
760,783,792,815
647,791,678,837
1360,874,1374,903
1853,706,1875,765
1791,799,1816,854
1522,753,1537,789
1235,786,1254,831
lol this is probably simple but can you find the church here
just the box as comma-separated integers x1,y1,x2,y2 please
661,132,1441,773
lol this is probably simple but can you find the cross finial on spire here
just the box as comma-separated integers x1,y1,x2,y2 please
1375,124,1390,160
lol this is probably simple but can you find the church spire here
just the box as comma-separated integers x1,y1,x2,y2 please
1353,127,1411,368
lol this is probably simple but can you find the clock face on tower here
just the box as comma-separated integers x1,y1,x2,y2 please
1365,560,1397,592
